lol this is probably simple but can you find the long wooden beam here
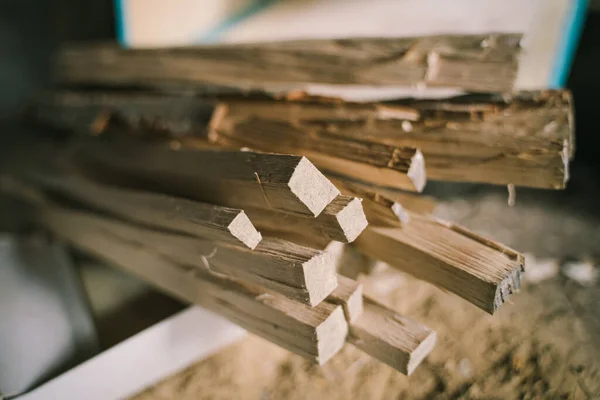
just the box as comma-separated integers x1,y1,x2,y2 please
28,172,262,249
40,206,348,365
211,90,572,189
209,108,426,192
354,213,524,314
68,137,340,217
57,34,522,92
50,207,338,306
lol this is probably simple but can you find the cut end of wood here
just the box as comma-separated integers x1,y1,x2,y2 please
303,250,339,307
331,196,368,243
407,150,426,192
492,254,525,314
288,157,340,217
406,330,437,376
227,211,263,249
315,305,348,365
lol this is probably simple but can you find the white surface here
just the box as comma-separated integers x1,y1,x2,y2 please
122,0,574,90
20,307,246,400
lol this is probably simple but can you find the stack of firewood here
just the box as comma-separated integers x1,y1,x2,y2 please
2,34,573,376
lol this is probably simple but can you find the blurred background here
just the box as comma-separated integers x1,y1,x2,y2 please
1,1,599,399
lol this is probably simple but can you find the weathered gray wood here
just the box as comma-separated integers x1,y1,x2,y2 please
69,137,340,217
246,195,368,244
28,172,262,249
40,206,348,365
354,213,525,314
212,90,572,189
348,296,436,375
58,34,522,92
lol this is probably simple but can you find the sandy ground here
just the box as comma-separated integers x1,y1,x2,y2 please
132,168,600,400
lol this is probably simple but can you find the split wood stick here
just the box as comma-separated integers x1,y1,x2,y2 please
246,195,368,244
31,90,213,136
40,206,348,365
58,34,522,92
69,137,340,217
212,90,572,189
327,176,437,215
209,108,426,192
28,172,262,249
57,208,337,306
354,213,524,314
348,296,436,375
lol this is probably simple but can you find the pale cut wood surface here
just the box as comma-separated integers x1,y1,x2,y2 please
212,90,572,189
57,34,522,92
246,195,368,244
69,138,340,217
354,213,525,314
56,208,337,306
209,106,426,192
40,206,348,365
348,296,436,375
27,172,262,249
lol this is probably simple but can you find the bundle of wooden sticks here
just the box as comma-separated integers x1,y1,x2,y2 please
2,34,573,376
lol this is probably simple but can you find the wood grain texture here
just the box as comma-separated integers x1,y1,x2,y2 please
209,105,426,192
57,34,522,92
28,172,262,249
212,90,572,189
50,208,336,306
354,213,525,314
40,206,348,365
246,195,368,244
348,296,436,375
69,137,340,217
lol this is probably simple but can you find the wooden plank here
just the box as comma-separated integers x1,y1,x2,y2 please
246,195,368,244
348,296,436,375
209,106,426,192
30,90,213,136
354,213,525,314
54,207,337,306
69,137,340,217
211,90,572,189
28,172,262,249
40,206,348,365
57,34,522,92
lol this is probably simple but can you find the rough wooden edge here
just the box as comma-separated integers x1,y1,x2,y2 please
355,213,525,314
325,275,364,323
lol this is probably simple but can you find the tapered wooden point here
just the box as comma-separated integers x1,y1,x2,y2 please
228,211,263,249
288,156,340,217
408,150,426,192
